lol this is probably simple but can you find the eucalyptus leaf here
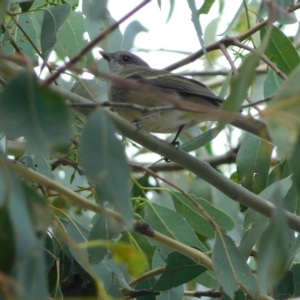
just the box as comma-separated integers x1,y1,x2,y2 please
79,109,132,227
0,71,72,154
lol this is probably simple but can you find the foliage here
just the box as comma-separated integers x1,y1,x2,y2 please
1,0,300,299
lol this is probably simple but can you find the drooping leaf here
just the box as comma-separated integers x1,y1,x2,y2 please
263,70,284,99
187,0,207,58
41,4,72,61
55,11,94,66
213,234,260,299
0,71,72,154
239,178,292,258
263,64,300,158
82,0,122,52
256,181,291,294
258,1,296,24
218,52,260,130
198,0,215,15
236,133,273,194
79,109,132,227
88,215,122,264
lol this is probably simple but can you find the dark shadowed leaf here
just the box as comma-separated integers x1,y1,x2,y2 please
275,271,294,300
292,264,300,297
153,251,206,291
0,71,72,154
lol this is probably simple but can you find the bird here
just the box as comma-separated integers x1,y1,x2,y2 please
100,50,270,143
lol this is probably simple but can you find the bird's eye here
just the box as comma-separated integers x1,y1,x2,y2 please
122,55,132,62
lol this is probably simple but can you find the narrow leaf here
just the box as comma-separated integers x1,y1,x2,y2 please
145,203,207,251
153,251,206,291
261,26,300,76
41,4,71,61
0,71,72,154
236,133,273,194
213,234,260,299
80,109,132,227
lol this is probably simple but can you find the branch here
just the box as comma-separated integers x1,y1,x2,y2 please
43,0,151,85
3,158,213,270
164,2,300,71
1,60,300,233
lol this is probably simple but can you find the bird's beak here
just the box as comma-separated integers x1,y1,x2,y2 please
99,50,111,61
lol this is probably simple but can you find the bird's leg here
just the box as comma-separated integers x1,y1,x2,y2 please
132,112,160,131
170,125,184,147
165,125,184,162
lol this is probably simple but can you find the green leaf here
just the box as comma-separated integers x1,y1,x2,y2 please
180,127,221,152
239,178,292,258
275,271,294,299
292,264,300,297
55,11,94,66
0,71,72,154
264,64,300,158
257,182,291,294
145,202,207,251
198,0,215,15
71,77,108,102
79,109,132,227
263,71,284,99
16,11,42,60
261,26,300,76
157,285,184,300
0,207,15,273
88,215,122,264
236,133,273,194
19,0,34,12
1,10,42,60
0,159,48,299
153,251,206,291
0,0,9,24
23,183,52,234
213,234,260,299
218,1,247,36
82,0,122,52
166,0,175,23
187,0,207,57
289,136,300,195
218,52,260,129
258,1,296,24
171,192,234,238
41,4,72,61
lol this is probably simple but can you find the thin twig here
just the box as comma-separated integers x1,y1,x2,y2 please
164,2,300,71
43,0,151,86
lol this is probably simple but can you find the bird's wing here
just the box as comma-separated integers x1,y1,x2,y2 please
124,68,224,107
